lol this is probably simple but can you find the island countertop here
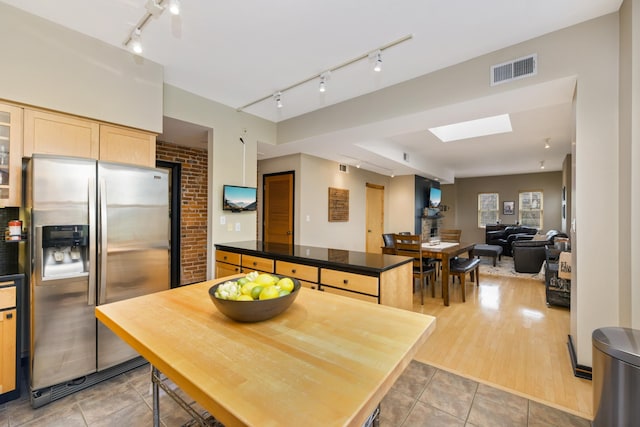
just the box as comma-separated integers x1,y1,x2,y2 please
96,277,436,426
215,240,411,276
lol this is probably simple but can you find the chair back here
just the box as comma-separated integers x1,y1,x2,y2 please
382,233,395,248
440,229,462,243
545,245,562,264
393,234,423,275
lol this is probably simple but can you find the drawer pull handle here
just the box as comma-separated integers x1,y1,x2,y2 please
6,313,13,319
343,279,349,285
292,269,297,273
253,262,257,266
223,256,228,260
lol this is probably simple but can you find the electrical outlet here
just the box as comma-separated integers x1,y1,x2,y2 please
227,223,233,232
220,216,226,225
235,223,241,231
306,215,310,222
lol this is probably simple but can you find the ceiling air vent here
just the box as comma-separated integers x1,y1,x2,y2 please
491,54,537,86
339,164,349,173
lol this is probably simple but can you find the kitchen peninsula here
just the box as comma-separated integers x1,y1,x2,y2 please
215,241,413,310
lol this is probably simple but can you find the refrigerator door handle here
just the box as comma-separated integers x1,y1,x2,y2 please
88,177,96,306
98,178,108,305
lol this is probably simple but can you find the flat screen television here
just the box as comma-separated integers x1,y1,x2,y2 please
428,187,441,208
223,185,257,211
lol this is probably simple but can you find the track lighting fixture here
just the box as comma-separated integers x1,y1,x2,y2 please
169,0,181,15
274,92,283,108
544,138,551,149
373,50,382,72
123,0,181,54
130,28,142,54
237,34,413,112
540,161,545,170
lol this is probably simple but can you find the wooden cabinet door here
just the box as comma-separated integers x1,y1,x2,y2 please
0,103,23,207
24,109,99,159
99,124,156,167
0,308,17,395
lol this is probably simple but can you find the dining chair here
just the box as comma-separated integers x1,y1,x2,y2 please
433,228,462,278
440,229,462,243
393,234,436,304
449,257,480,302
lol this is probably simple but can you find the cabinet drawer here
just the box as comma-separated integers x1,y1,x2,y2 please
0,285,16,310
320,269,378,296
215,262,242,279
276,261,318,283
242,255,274,273
320,286,378,304
215,250,241,265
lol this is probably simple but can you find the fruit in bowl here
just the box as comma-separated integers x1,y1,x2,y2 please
209,272,301,322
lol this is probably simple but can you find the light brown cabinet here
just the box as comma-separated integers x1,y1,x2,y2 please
23,108,156,168
23,108,99,159
99,124,156,167
0,103,23,208
241,255,274,274
215,250,242,279
275,261,319,290
0,282,17,399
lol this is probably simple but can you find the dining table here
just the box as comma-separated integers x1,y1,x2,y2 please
95,276,436,427
421,241,476,306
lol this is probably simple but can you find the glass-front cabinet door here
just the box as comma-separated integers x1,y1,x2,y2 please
0,103,23,208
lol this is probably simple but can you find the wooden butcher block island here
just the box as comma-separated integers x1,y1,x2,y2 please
96,277,435,427
215,241,414,310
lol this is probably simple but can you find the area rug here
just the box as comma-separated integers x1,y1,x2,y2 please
477,257,544,281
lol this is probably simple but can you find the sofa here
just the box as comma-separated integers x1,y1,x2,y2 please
511,230,569,273
485,225,538,256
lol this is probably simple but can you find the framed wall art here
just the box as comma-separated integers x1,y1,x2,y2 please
503,201,515,215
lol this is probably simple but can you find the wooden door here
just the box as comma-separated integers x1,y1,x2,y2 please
365,183,384,253
263,172,294,244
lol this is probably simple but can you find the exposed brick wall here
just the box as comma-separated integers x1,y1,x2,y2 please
156,141,208,285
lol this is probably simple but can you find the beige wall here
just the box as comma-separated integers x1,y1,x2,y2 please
442,172,563,244
259,154,392,251
0,3,163,132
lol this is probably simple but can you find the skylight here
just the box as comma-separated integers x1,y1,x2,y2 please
428,114,512,142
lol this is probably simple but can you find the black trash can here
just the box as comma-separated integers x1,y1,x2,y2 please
592,327,640,426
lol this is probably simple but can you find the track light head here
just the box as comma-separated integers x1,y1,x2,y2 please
274,92,283,108
544,137,551,149
130,28,142,54
319,71,330,93
145,0,165,17
169,0,181,15
374,50,382,72
539,161,545,170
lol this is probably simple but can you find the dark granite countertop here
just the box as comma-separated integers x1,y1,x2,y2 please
215,240,411,276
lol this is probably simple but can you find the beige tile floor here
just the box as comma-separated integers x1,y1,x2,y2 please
0,359,590,426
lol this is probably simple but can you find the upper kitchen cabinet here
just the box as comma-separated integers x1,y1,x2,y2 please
99,124,156,168
23,109,99,159
0,103,23,208
23,109,157,168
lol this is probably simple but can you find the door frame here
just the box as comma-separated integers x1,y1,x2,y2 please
157,160,181,288
262,171,295,245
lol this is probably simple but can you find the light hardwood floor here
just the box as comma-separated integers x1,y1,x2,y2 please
410,270,593,421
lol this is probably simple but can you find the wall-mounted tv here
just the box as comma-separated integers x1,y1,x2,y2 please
428,187,442,208
223,185,257,212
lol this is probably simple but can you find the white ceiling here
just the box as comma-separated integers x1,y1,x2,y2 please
2,0,622,181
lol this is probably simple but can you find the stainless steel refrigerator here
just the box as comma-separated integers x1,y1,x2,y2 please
26,154,169,405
